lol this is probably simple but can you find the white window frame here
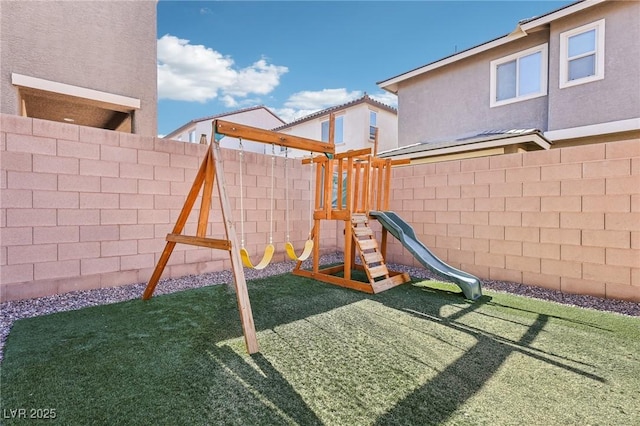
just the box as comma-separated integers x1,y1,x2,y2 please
369,110,377,141
559,19,605,89
321,115,344,144
489,43,548,108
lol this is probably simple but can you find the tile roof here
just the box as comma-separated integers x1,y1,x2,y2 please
164,105,284,138
272,94,397,131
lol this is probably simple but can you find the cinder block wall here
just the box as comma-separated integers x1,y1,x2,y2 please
1,113,638,302
384,140,640,302
0,114,330,301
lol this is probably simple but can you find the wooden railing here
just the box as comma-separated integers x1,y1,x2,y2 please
309,150,408,219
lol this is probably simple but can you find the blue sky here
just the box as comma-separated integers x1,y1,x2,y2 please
157,0,573,135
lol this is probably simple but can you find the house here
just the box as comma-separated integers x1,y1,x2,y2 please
0,1,158,136
163,106,285,154
377,0,640,162
272,94,398,158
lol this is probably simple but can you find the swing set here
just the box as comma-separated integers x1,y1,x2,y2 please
142,115,409,354
236,139,314,270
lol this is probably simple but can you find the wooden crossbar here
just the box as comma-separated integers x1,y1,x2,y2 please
166,234,231,251
215,119,334,154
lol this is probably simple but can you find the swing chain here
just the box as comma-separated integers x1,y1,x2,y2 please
284,149,290,242
238,138,245,248
269,144,275,245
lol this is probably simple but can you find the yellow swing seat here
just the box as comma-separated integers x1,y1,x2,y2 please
285,240,314,262
240,244,275,270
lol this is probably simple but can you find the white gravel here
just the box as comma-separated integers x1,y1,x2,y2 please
1,252,638,363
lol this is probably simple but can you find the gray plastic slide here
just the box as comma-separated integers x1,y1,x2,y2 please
370,211,482,300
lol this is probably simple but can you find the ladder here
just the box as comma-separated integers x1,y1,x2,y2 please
351,213,390,284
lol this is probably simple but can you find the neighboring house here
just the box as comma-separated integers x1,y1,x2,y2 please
0,1,158,136
164,106,285,154
272,94,398,158
377,0,640,162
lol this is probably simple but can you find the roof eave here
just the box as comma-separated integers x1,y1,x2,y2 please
377,0,606,92
378,133,551,159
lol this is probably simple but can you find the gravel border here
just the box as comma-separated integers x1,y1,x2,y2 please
1,252,638,363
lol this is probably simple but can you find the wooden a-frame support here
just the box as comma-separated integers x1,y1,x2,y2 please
142,119,336,355
141,140,259,354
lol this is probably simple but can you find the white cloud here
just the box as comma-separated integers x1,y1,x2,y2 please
157,34,288,104
272,88,362,122
369,91,398,108
284,88,362,110
270,107,321,124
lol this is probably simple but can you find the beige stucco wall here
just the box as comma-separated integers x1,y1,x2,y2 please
547,1,640,131
169,109,285,155
279,103,398,158
395,1,639,146
0,1,158,136
397,30,550,146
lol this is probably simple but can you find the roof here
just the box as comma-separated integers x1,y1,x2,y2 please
272,94,397,131
377,129,551,160
378,0,605,93
163,105,285,139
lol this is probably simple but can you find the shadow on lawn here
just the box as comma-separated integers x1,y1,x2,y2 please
203,344,323,425
144,274,608,425
372,284,606,424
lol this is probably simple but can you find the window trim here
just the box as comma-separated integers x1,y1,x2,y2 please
489,43,548,108
321,115,345,145
559,19,605,89
368,110,378,141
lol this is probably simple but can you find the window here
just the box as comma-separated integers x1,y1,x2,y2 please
321,116,344,144
490,43,548,107
559,19,605,88
188,130,196,143
369,111,377,140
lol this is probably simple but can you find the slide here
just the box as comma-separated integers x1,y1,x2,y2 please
369,211,482,301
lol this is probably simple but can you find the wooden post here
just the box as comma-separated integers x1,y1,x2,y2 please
384,159,392,211
373,127,379,158
211,140,259,354
197,152,215,237
142,149,212,300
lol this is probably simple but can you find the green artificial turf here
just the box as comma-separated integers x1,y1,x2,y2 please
1,274,639,425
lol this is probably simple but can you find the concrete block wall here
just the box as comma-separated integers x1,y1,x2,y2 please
1,112,638,302
0,114,328,301
385,139,640,302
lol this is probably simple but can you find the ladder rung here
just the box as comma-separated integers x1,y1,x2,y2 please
353,227,374,237
351,214,368,224
358,239,378,250
368,265,389,279
363,252,384,264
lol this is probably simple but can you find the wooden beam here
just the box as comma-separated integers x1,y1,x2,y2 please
334,148,371,159
292,269,375,294
371,273,411,293
214,119,334,154
373,127,379,157
142,147,212,299
142,241,176,300
390,158,411,166
166,234,231,251
197,149,215,237
211,139,259,354
383,159,392,211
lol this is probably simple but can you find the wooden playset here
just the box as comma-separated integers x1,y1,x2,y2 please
142,116,410,354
